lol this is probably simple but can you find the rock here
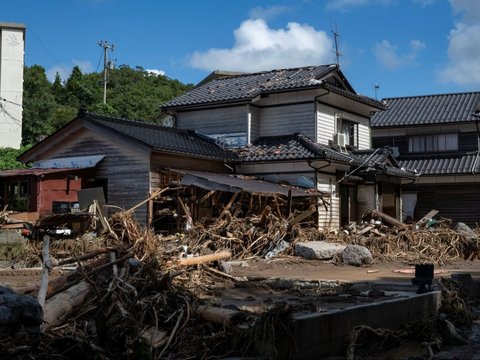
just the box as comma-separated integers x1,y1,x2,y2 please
0,286,43,335
294,241,346,260
341,245,373,266
265,240,290,259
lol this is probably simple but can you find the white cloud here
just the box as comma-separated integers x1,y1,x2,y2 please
439,0,480,84
412,0,436,7
373,39,425,69
325,0,396,11
146,68,166,76
46,59,93,82
188,19,333,73
249,5,289,20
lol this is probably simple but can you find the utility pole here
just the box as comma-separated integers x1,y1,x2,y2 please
98,40,115,104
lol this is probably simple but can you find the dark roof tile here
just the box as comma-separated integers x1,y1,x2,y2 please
372,92,480,127
82,111,236,161
399,153,480,175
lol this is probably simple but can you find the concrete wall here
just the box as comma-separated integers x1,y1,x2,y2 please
0,23,25,149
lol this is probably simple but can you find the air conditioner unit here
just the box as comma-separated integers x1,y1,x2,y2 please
333,133,346,147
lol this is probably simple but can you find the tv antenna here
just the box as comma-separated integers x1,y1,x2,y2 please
331,22,341,67
373,83,380,100
98,40,115,104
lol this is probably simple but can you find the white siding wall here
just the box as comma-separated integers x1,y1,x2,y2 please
316,103,371,149
259,103,315,139
176,105,247,135
317,174,340,229
0,25,25,149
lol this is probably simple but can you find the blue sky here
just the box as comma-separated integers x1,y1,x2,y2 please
4,0,480,99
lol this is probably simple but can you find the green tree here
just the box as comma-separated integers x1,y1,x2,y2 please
22,65,56,145
0,146,31,170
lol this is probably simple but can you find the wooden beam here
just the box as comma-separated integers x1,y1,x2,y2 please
178,251,231,266
288,205,317,226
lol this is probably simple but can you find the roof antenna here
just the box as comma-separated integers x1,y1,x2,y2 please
373,83,380,100
331,21,341,67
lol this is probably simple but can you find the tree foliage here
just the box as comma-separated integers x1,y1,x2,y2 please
0,145,32,170
22,65,193,146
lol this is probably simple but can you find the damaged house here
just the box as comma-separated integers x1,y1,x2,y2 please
371,91,480,226
161,64,416,228
2,65,417,231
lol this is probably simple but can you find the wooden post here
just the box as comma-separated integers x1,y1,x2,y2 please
37,234,50,308
287,188,293,217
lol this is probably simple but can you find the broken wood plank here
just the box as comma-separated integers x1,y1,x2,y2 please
178,251,231,266
357,225,374,236
199,190,216,204
368,209,404,228
416,209,439,229
218,192,239,220
288,205,316,226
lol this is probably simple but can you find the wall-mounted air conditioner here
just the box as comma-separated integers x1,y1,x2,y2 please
333,133,346,147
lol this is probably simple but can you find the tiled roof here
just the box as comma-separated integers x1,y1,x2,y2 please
371,92,480,128
398,153,480,175
352,147,417,178
235,133,356,164
161,65,385,110
82,111,236,160
235,134,415,178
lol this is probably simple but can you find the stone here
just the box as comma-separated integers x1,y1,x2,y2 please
0,286,43,335
294,241,346,260
341,245,373,266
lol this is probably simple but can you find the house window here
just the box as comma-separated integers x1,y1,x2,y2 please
5,180,29,211
408,134,458,153
337,118,358,147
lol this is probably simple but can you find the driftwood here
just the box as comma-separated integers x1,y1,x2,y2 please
178,251,231,266
196,305,246,327
37,235,50,308
42,281,92,331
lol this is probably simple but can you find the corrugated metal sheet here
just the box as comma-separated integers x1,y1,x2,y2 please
372,92,480,128
175,169,320,197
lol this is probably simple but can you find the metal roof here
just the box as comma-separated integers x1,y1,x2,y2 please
398,153,480,175
161,65,385,110
173,169,321,197
0,168,85,177
371,92,480,128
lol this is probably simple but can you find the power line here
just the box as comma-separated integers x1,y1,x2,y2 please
0,96,22,107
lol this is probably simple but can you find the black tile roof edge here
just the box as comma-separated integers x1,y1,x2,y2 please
160,64,385,110
380,90,480,101
81,110,237,160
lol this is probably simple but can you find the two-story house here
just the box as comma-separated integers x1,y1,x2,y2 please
162,65,415,229
371,92,480,226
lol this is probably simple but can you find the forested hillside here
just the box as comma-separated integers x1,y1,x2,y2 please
22,65,193,145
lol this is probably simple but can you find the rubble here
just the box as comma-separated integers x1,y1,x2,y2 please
0,189,479,359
